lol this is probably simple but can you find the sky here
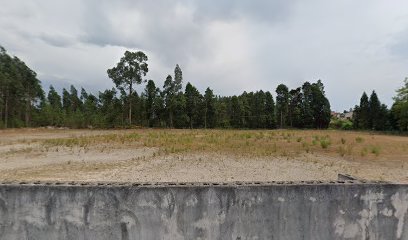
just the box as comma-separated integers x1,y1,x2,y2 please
1,1,408,111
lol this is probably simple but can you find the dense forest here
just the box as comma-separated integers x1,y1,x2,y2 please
351,79,408,132
0,47,407,131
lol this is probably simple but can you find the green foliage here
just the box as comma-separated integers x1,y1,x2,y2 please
276,84,289,128
330,118,353,130
370,145,381,156
320,137,331,149
353,90,389,131
0,46,43,128
185,82,203,129
355,136,364,143
391,78,408,131
107,51,148,125
0,47,339,131
204,87,216,128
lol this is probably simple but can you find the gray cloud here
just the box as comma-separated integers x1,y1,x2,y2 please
1,0,408,111
38,33,76,48
191,0,295,23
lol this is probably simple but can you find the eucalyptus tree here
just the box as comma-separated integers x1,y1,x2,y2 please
107,51,148,125
174,64,183,93
145,80,160,127
163,75,175,127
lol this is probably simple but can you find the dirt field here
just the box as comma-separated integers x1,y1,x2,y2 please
0,128,407,183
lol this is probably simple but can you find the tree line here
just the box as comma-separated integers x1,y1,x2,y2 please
351,78,408,132
0,47,348,130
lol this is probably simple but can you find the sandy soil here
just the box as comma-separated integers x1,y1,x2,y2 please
0,128,407,183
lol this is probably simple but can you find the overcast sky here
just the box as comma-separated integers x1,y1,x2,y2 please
1,1,408,111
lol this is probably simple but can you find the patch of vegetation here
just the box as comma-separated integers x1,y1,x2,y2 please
355,137,364,143
370,145,381,156
320,137,331,149
33,129,403,162
337,146,346,157
360,147,368,157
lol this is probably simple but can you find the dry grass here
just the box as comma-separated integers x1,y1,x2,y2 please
38,129,408,161
0,128,408,182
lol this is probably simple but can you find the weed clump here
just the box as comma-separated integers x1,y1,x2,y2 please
338,146,346,157
370,146,381,156
361,147,368,157
320,137,331,149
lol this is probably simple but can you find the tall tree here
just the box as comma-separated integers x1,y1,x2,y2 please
69,85,81,112
185,82,202,129
391,78,408,131
62,88,71,113
46,85,62,126
145,80,159,127
48,86,62,110
230,95,243,128
163,75,175,127
14,57,43,126
265,91,276,128
107,51,148,125
276,84,289,128
204,87,216,128
310,82,331,129
301,82,314,128
82,93,98,127
356,92,370,129
369,90,381,130
99,88,123,128
288,88,303,128
174,64,183,93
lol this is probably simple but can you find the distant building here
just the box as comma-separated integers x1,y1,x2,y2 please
331,109,353,120
344,111,353,120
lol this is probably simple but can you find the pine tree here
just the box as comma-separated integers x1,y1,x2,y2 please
204,87,216,128
276,84,289,128
358,92,370,129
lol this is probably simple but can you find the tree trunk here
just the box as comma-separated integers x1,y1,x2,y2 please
204,106,207,129
129,82,132,126
169,110,173,128
280,111,283,128
4,93,8,128
0,94,3,124
25,95,30,127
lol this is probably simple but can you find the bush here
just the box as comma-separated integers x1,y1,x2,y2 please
355,137,364,143
320,138,331,149
329,118,353,130
341,121,353,130
371,146,381,156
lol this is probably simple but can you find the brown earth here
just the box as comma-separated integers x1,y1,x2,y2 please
0,128,407,183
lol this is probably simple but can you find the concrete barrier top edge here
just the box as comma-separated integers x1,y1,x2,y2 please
0,180,404,188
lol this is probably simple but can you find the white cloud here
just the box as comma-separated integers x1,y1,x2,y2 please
1,0,408,111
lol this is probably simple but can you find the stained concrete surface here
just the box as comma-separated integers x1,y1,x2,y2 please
0,181,407,240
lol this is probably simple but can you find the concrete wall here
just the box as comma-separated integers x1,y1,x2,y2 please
0,181,407,240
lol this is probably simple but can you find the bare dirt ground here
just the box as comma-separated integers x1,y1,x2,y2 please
0,128,407,183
